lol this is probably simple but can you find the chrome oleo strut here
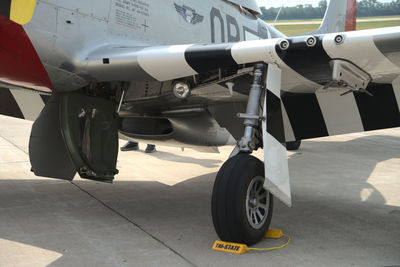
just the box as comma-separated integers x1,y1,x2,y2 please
231,63,268,157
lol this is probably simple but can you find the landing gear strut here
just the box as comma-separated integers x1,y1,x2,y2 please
211,64,274,245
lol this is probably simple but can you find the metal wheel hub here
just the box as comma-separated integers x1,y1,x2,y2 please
245,176,269,229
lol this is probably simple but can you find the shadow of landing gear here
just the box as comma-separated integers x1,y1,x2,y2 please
144,150,223,168
0,132,399,266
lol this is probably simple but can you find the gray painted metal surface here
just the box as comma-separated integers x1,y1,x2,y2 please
24,0,281,92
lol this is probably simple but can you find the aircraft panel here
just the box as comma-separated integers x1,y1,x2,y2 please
316,89,364,136
354,84,400,131
42,0,111,21
10,90,45,121
393,76,400,112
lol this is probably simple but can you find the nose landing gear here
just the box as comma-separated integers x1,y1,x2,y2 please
246,175,270,230
211,154,273,245
211,64,274,245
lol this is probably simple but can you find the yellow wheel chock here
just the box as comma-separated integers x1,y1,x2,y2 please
212,229,291,255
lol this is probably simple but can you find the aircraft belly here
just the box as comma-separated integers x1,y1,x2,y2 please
43,64,88,92
118,110,235,148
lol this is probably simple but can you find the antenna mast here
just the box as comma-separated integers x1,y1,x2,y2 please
273,5,283,27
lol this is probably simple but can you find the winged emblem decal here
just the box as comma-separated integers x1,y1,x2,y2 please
174,3,204,25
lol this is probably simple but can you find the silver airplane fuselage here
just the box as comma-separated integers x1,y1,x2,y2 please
24,0,283,92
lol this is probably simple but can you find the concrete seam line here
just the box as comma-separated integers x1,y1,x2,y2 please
0,134,29,155
0,131,197,266
70,182,197,267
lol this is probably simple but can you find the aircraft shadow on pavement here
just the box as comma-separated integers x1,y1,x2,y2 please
142,150,223,168
0,134,399,266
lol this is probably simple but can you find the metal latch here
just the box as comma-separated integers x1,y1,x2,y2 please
329,60,372,96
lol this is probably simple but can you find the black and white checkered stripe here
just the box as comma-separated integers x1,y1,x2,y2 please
3,28,400,141
263,64,292,207
86,27,400,85
3,82,398,143
0,88,49,121
282,79,400,142
86,39,282,82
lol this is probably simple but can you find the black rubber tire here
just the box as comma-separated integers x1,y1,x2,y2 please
211,154,273,245
286,140,301,151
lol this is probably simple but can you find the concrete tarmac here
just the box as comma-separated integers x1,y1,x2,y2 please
0,115,399,267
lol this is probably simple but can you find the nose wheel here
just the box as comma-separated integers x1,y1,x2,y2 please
211,154,273,245
211,63,289,245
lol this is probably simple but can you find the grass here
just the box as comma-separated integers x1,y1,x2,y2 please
275,19,400,35
356,20,400,30
275,24,319,35
266,15,400,24
357,15,400,20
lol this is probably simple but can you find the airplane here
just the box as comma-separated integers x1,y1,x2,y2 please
0,0,399,246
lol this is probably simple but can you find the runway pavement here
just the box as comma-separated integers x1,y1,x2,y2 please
0,114,399,267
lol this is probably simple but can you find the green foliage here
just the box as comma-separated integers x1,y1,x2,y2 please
358,0,400,16
259,0,400,20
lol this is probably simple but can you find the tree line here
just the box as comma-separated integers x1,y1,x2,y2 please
259,0,400,20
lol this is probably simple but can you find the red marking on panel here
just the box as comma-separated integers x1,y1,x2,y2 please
345,0,357,32
0,15,53,92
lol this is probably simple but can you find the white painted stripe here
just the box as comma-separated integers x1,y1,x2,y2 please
281,103,296,142
266,64,296,141
1,78,52,93
10,90,45,121
137,45,197,81
231,39,279,65
266,64,282,98
262,90,291,207
316,88,364,135
323,28,400,81
232,39,321,93
263,132,292,207
231,39,320,94
393,76,400,112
